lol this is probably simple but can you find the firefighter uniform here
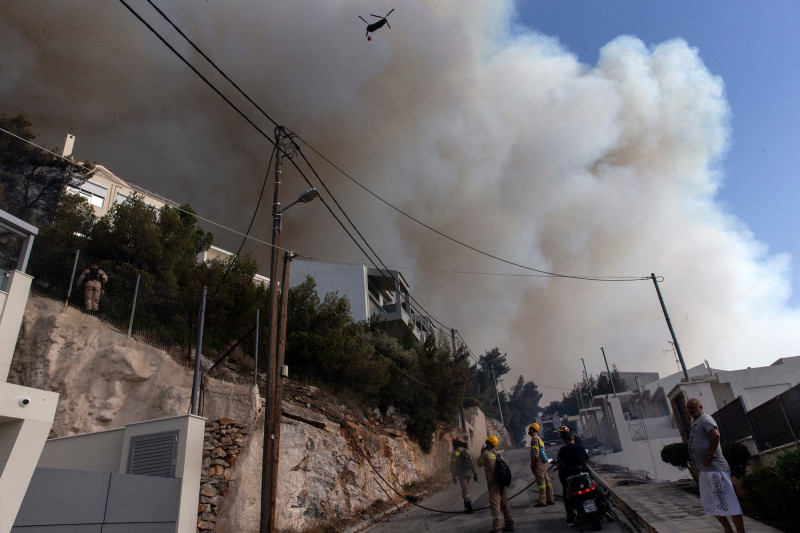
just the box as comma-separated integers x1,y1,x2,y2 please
528,423,555,506
450,438,477,513
76,265,108,311
477,436,514,533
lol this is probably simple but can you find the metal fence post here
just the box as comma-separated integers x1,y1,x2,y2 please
254,308,260,386
190,286,207,415
64,249,80,308
127,274,140,337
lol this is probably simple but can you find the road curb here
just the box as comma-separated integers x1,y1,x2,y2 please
590,467,657,533
343,500,413,533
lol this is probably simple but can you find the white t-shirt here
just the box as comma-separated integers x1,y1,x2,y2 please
688,413,730,472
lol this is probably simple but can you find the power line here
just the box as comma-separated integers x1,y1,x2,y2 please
116,0,277,148
129,0,650,285
294,136,648,283
115,0,663,359
3,124,573,397
117,0,458,337
0,126,295,255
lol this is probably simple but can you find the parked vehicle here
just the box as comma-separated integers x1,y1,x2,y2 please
550,462,616,531
565,467,604,530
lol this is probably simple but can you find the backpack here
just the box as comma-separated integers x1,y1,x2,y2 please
457,449,473,472
88,266,102,282
493,454,512,488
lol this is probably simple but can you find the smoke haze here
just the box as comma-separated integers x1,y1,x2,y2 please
2,0,797,401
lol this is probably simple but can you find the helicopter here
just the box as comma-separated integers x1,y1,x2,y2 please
359,9,394,40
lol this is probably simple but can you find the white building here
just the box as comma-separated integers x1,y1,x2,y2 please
0,209,58,533
290,259,433,344
0,208,204,532
578,357,800,481
67,164,179,217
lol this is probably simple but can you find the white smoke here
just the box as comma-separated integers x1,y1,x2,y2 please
2,0,797,401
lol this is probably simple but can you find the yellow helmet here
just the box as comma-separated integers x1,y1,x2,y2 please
529,423,540,432
486,435,499,447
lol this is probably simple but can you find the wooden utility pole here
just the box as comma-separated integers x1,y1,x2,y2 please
266,250,296,524
260,128,284,533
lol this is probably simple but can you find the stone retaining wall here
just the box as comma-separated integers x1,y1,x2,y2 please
198,418,250,531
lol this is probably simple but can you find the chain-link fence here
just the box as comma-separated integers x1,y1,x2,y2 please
26,243,262,369
28,245,196,353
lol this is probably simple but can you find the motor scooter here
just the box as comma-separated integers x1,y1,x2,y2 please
565,467,603,530
549,460,615,531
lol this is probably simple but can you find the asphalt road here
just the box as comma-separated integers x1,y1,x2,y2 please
365,447,631,533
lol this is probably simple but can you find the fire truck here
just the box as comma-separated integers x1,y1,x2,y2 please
536,415,560,446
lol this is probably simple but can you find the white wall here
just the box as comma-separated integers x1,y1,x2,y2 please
38,428,126,472
714,357,800,409
36,415,205,533
0,272,33,381
592,436,688,481
0,269,59,533
291,260,369,321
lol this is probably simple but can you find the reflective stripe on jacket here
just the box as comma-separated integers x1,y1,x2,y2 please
530,436,548,463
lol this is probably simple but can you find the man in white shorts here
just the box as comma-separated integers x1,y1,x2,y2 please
686,397,745,533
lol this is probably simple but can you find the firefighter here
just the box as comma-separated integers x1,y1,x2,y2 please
528,423,555,507
450,436,478,514
76,264,108,311
477,435,514,533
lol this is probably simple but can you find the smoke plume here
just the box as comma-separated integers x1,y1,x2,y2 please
2,0,797,401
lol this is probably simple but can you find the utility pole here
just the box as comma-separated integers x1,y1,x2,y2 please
490,364,505,426
266,250,296,519
600,347,616,396
650,273,689,381
261,127,284,533
259,131,319,533
581,358,593,405
451,329,465,432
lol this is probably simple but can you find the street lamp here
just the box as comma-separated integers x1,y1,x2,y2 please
282,187,319,213
260,127,318,533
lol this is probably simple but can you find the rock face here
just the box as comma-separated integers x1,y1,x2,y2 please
9,295,259,435
10,295,507,532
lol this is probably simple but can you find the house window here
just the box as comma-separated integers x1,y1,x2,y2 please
68,180,107,208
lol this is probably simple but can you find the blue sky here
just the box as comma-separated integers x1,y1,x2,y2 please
514,0,800,305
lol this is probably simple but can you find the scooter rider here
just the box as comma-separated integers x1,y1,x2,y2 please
557,425,588,526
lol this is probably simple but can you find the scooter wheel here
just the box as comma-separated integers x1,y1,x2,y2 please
590,515,602,531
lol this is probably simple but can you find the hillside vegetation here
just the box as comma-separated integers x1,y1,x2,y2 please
5,112,545,447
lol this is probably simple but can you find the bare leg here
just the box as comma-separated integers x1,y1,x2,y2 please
731,514,745,533
714,516,734,533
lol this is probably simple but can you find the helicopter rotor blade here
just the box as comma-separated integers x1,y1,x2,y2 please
359,15,368,23
385,21,391,29
370,14,382,18
385,9,395,17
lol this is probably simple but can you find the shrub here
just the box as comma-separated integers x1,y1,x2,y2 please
661,441,751,478
741,447,800,526
721,442,751,478
661,442,690,470
774,447,800,506
741,465,784,521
